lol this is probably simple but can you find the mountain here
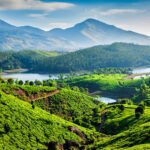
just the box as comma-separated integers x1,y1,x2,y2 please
49,18,150,48
0,19,17,31
0,18,150,51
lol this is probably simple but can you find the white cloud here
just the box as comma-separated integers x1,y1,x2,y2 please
100,9,145,16
44,22,73,30
29,13,48,18
0,0,75,12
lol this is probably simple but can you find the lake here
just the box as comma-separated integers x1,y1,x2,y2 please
132,67,150,74
96,97,116,104
2,67,150,82
1,73,59,82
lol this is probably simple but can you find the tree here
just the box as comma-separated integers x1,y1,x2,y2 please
29,81,34,86
34,80,42,86
135,106,144,114
7,78,14,85
25,80,29,85
18,80,24,85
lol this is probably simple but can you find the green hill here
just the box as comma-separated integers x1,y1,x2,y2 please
1,43,150,73
0,79,150,149
35,88,103,129
33,43,150,73
0,91,97,149
62,74,150,99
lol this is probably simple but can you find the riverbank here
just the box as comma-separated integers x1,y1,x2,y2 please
0,68,28,75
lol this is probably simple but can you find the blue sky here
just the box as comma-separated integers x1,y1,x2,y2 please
0,0,150,35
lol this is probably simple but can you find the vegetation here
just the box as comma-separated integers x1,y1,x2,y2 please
1,43,150,73
0,76,149,149
0,91,97,149
61,73,150,99
0,50,61,71
32,43,150,73
35,88,105,129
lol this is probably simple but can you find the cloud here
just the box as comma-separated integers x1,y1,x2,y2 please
0,0,75,12
44,22,73,30
100,9,145,16
29,13,48,18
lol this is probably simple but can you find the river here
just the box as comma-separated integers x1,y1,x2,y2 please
96,97,116,104
1,73,59,82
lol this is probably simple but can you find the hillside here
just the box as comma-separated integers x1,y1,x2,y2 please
0,18,150,51
1,43,150,73
0,50,61,70
35,88,102,129
92,104,150,149
32,43,150,73
0,78,150,149
0,91,97,149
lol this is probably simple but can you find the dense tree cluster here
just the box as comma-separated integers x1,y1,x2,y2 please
1,43,150,73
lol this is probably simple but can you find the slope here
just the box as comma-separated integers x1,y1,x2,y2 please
0,91,97,149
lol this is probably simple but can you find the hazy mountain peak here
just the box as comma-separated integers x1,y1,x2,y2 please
0,18,150,51
0,19,16,30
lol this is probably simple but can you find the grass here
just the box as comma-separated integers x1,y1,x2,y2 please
0,91,97,149
35,88,102,129
63,74,150,98
91,104,150,149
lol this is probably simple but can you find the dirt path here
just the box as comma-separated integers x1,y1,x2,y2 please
31,90,60,102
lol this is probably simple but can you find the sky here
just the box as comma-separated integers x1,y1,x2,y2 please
0,0,150,35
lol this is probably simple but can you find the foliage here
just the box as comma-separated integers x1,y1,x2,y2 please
0,91,96,149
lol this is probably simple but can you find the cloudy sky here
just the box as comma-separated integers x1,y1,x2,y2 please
0,0,150,35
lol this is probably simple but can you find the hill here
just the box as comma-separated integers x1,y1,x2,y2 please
0,90,97,149
0,50,61,70
32,43,150,73
0,18,150,51
1,43,150,73
0,78,150,149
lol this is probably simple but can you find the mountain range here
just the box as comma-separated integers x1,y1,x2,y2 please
0,18,150,51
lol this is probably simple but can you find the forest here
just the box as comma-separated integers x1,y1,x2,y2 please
1,43,150,73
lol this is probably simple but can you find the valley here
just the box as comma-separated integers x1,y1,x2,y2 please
0,5,150,149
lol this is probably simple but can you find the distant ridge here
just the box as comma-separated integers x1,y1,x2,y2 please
0,18,150,51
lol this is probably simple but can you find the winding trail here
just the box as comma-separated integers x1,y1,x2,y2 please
31,90,60,102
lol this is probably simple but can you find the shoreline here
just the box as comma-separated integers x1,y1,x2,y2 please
0,68,28,75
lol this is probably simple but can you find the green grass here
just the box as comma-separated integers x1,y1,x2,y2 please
0,91,97,149
35,88,102,129
0,79,149,149
101,104,150,135
91,104,150,149
63,74,150,98
34,50,61,57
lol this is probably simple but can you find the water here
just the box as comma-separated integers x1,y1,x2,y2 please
132,67,150,74
2,73,59,82
96,97,116,104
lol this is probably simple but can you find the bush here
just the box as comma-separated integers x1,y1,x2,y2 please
18,80,24,85
135,106,144,114
7,78,14,85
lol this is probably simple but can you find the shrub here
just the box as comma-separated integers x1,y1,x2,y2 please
18,80,24,85
7,78,14,85
135,106,144,114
